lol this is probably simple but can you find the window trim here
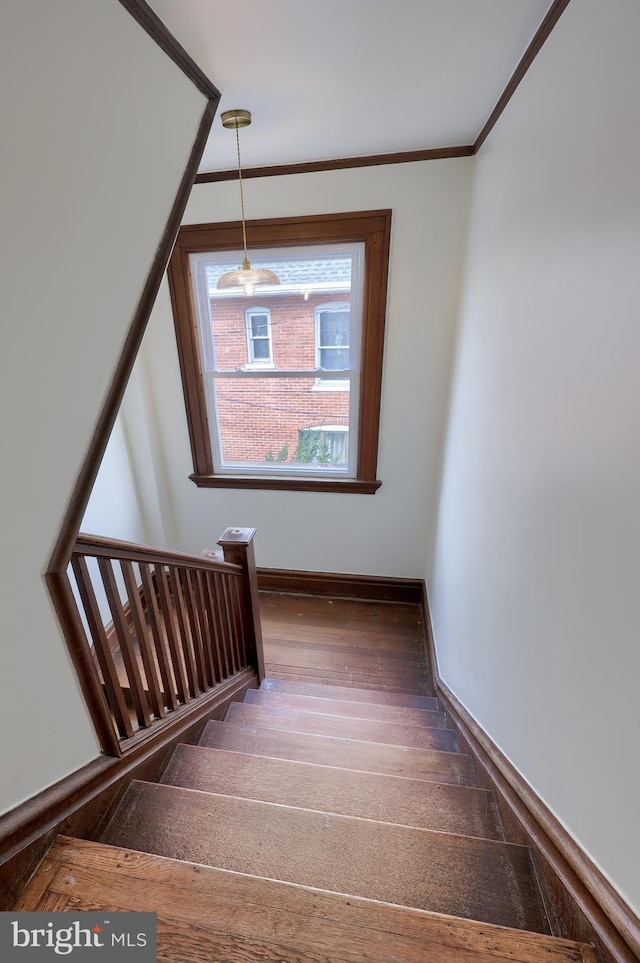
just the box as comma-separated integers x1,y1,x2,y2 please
167,210,391,494
244,306,274,368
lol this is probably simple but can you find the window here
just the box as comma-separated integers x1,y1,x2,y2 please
168,210,391,493
298,425,349,465
245,307,273,366
315,302,350,390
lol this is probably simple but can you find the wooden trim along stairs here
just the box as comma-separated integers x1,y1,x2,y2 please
5,581,608,963
421,591,640,963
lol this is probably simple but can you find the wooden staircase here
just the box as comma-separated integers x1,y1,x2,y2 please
16,595,598,962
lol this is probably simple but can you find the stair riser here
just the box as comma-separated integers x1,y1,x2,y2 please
102,781,549,933
199,720,478,786
162,743,503,839
246,689,448,727
226,702,460,752
261,678,439,710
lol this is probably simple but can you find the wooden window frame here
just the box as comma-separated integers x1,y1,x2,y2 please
167,210,391,494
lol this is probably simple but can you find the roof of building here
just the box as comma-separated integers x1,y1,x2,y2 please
207,256,353,297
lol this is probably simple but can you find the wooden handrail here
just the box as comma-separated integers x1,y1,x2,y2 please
74,533,242,576
68,528,264,752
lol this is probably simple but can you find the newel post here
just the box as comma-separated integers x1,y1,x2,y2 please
217,527,265,683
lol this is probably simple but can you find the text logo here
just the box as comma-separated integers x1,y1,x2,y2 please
0,913,156,960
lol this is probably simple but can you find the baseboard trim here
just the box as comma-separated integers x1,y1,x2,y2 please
0,669,256,910
422,586,640,963
257,567,424,604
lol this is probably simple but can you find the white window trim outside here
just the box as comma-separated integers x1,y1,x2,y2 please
313,301,351,391
244,306,275,369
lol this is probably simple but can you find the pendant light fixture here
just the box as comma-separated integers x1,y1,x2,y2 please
216,109,280,296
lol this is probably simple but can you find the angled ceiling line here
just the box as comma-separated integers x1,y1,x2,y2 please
194,0,573,184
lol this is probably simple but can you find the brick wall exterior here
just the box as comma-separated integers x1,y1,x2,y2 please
210,292,350,465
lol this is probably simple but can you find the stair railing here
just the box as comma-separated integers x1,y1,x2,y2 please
67,527,263,750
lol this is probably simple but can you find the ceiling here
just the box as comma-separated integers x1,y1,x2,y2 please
145,0,556,174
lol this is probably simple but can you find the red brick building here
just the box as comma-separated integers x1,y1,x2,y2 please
204,255,357,470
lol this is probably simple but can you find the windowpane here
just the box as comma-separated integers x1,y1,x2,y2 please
251,314,269,338
211,375,350,473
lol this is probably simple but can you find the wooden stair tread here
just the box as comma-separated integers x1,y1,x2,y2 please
18,837,597,963
225,701,460,751
199,719,478,785
261,677,439,708
100,781,549,932
266,665,431,693
161,743,503,839
246,688,448,726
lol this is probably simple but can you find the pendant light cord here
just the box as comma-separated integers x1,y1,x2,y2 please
234,122,249,264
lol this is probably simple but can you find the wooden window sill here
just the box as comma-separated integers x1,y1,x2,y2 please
190,474,381,494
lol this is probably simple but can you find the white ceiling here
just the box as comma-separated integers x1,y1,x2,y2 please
146,0,555,173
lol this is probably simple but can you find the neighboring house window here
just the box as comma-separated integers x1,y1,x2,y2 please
168,210,391,494
297,425,349,465
315,302,350,390
245,307,273,366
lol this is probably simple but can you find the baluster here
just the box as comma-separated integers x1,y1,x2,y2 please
70,555,133,739
169,567,198,699
139,563,178,711
204,570,227,680
154,564,189,704
194,570,217,686
215,571,238,675
98,557,151,729
179,569,207,692
120,560,165,719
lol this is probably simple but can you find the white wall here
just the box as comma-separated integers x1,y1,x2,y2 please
134,160,473,574
0,0,206,815
431,0,640,914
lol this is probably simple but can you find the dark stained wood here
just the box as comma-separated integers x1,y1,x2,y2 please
218,528,265,681
199,720,478,786
121,560,165,718
161,743,503,839
47,97,216,577
98,556,151,728
24,0,221,788
19,837,598,963
191,474,382,493
260,592,434,694
195,145,475,182
258,568,425,602
203,570,227,679
167,566,199,699
224,702,459,752
101,781,549,932
179,569,208,692
215,572,237,674
474,0,572,151
154,563,190,704
139,563,178,711
74,533,241,577
438,679,640,963
0,671,257,910
70,555,133,739
244,688,447,727
193,570,217,686
116,0,221,101
261,678,438,709
169,212,391,492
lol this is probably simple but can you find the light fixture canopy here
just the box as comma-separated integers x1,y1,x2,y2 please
217,109,280,295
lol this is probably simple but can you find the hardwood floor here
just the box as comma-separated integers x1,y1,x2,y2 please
16,591,599,962
260,592,433,693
